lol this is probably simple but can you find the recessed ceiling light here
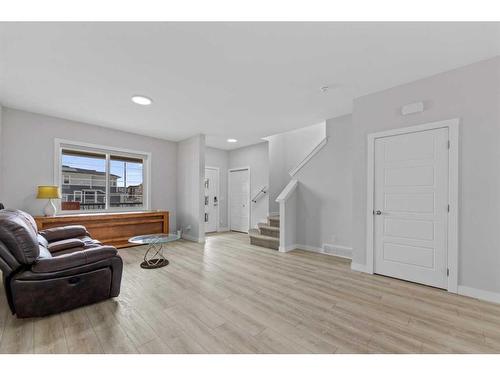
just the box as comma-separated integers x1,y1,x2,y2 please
131,95,153,106
227,138,238,143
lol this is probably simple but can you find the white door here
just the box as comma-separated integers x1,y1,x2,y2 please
229,168,250,233
374,127,449,288
205,168,219,233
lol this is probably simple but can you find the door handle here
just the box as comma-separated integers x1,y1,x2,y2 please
375,210,382,215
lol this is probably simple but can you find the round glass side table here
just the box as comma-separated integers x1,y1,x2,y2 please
128,233,180,269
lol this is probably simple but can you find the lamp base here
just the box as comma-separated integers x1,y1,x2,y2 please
43,199,57,217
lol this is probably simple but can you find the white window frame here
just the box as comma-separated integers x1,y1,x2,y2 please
73,191,82,202
54,138,152,214
62,175,71,185
82,189,99,204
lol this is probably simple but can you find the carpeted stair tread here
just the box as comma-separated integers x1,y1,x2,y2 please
268,215,280,228
249,229,279,250
257,223,280,238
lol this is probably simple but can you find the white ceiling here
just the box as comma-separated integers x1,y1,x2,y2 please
0,22,499,150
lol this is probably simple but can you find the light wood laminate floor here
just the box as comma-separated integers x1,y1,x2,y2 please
1,232,500,354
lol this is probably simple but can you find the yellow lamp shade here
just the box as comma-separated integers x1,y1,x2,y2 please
36,185,61,199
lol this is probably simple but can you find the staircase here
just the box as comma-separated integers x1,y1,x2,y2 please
248,215,280,250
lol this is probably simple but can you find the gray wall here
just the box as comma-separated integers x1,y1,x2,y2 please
229,142,269,229
351,56,500,293
0,108,178,231
176,134,205,241
295,115,352,250
267,122,326,212
205,146,229,229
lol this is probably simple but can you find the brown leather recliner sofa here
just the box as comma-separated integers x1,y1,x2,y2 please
0,209,123,318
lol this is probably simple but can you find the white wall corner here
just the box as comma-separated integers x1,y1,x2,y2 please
458,286,500,304
218,226,229,232
322,243,352,259
279,244,298,252
350,262,367,273
182,233,200,242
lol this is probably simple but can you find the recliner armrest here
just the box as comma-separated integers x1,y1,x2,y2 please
31,246,117,273
39,225,89,242
47,238,86,253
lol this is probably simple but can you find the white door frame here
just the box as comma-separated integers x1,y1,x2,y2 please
228,166,251,233
365,118,459,293
205,166,220,233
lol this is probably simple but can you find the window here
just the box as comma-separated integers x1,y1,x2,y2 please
109,155,144,209
73,191,82,202
57,141,149,212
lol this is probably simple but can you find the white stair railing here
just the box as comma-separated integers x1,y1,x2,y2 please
289,137,328,176
276,179,298,252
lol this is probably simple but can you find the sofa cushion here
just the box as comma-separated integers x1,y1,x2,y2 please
31,246,118,273
79,236,103,248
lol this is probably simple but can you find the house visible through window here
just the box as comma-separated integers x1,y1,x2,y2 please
59,147,146,212
109,155,144,209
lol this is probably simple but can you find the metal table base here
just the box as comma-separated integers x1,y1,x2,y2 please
140,240,169,269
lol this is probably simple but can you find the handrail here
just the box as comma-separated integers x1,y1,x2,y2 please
276,179,298,203
288,136,328,177
251,186,267,203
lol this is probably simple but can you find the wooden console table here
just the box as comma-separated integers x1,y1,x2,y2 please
34,211,169,248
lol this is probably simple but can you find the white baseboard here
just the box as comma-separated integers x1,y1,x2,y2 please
322,243,352,259
279,243,299,252
458,285,500,304
295,244,323,253
293,244,352,259
351,262,367,273
182,233,204,243
218,227,229,232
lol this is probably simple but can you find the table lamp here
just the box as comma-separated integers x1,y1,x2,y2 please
36,185,61,216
